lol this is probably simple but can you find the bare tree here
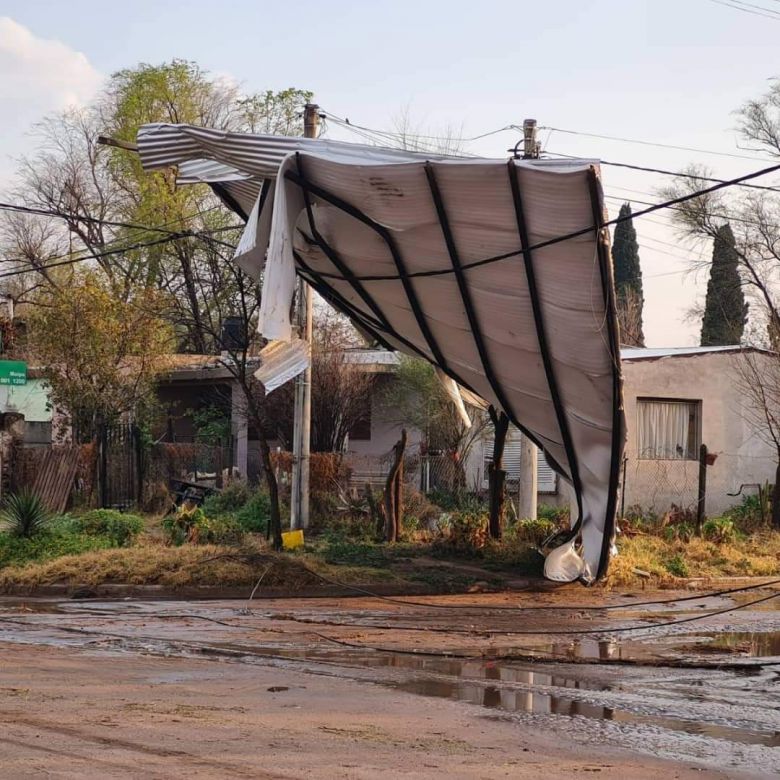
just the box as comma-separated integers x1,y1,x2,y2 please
265,309,377,453
661,78,780,524
734,350,780,528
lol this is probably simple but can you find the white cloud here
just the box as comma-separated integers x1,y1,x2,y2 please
0,17,103,187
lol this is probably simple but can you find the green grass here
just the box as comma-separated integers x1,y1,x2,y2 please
0,527,114,569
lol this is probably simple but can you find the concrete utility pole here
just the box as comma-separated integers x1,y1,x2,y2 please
522,118,540,159
517,118,538,520
290,103,319,530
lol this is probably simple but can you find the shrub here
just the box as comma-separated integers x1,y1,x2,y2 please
664,554,689,578
0,490,51,538
201,481,252,515
73,509,144,547
662,522,695,543
506,517,558,547
236,491,271,533
0,527,112,569
162,505,244,546
701,517,736,544
725,490,771,533
537,503,570,526
434,510,489,555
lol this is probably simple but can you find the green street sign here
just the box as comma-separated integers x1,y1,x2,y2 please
0,361,27,386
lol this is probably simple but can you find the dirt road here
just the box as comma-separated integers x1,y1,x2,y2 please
0,586,778,778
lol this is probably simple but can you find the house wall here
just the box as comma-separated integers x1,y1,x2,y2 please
620,352,775,516
345,374,423,486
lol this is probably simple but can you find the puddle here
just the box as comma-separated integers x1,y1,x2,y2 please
693,631,780,657
382,658,780,748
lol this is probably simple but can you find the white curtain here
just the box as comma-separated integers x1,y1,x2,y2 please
638,401,691,459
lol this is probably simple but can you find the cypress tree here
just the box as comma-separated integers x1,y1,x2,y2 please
611,202,645,346
700,224,748,346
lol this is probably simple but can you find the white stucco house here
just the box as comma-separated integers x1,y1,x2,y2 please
462,345,777,517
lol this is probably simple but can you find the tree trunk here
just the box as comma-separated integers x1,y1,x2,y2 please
773,458,780,530
258,432,283,550
488,409,509,539
384,429,407,542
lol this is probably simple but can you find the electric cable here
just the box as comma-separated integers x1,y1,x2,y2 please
287,159,780,283
539,127,778,161
265,589,780,636
294,568,780,613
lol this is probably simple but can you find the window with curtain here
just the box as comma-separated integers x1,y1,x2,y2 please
637,398,701,460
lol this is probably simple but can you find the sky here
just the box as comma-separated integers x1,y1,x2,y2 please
1,0,779,346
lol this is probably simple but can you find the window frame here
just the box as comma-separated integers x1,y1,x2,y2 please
636,396,702,462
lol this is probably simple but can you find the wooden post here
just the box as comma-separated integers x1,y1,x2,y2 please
696,443,708,533
384,429,407,542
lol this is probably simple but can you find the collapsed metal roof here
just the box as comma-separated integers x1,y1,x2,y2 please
136,123,625,583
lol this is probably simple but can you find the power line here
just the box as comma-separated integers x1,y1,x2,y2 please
707,0,780,19
323,111,512,144
540,126,777,161
0,233,190,280
300,159,780,283
543,152,780,193
0,202,243,248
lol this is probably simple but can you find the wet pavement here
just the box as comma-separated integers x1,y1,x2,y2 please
1,584,779,777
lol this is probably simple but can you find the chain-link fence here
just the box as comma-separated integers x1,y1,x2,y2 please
622,455,700,518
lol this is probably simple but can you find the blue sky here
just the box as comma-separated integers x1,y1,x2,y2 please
1,0,779,345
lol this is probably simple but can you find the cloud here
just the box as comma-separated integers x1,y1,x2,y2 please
0,17,103,185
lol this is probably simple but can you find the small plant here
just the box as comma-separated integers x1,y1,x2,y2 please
162,504,244,546
506,517,558,547
701,517,736,544
435,510,489,555
662,522,695,543
664,554,689,578
537,503,570,526
73,509,144,547
0,490,51,538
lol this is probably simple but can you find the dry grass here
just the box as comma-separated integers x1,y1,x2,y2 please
607,531,780,586
0,540,396,592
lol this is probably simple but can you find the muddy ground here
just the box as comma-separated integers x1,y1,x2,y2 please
0,582,778,779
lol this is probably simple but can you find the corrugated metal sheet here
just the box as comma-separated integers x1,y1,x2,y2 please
136,123,624,583
253,339,310,394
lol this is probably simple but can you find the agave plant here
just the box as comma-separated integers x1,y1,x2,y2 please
0,490,51,538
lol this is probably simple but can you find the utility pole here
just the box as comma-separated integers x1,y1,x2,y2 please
291,103,319,530
522,118,540,159
517,118,538,520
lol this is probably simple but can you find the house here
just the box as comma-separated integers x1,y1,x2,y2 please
10,343,776,520
488,345,777,517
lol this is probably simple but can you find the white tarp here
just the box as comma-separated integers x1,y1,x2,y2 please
137,123,625,583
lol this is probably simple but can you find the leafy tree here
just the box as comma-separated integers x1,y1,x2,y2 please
2,59,314,547
381,356,486,463
611,202,645,347
28,270,173,438
700,223,748,346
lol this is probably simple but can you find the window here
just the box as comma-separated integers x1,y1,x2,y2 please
637,398,701,460
348,399,372,441
482,432,558,493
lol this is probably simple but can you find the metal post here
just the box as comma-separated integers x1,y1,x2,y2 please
291,103,319,530
697,443,708,533
620,455,628,520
